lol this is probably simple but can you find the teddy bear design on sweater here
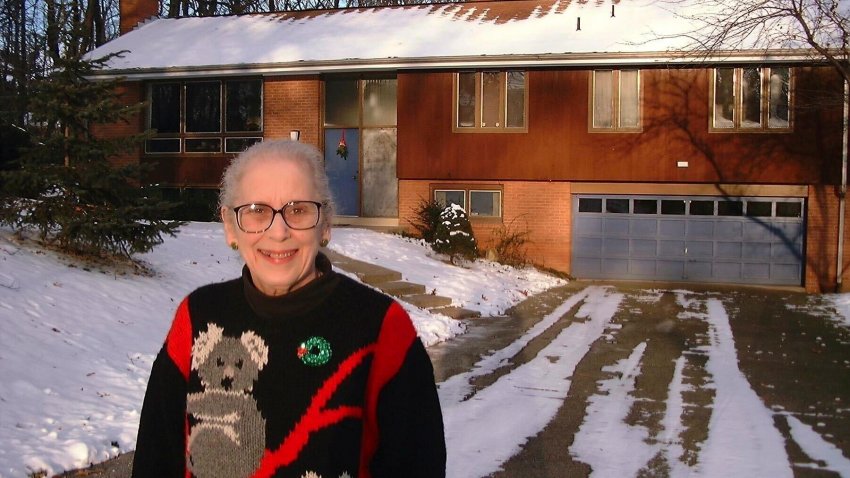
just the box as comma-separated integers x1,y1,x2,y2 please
187,323,269,478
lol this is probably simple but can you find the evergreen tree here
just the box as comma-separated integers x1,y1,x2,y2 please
0,52,183,260
432,203,478,265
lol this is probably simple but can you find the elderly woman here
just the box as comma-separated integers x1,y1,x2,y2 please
132,140,446,478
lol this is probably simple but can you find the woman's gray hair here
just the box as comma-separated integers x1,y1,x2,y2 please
219,139,336,225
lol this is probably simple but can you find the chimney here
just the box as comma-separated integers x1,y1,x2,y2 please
119,0,158,35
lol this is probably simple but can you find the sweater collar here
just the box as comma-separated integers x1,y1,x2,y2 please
242,252,339,319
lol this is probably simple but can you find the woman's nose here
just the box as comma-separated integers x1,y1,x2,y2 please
266,210,291,238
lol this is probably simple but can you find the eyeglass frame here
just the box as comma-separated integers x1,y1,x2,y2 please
231,201,324,233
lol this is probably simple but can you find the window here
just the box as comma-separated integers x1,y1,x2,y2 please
591,69,641,131
469,190,502,217
434,187,502,218
454,71,527,132
634,199,657,214
146,79,263,154
578,198,603,213
606,198,630,213
435,190,466,209
711,67,791,131
576,196,803,220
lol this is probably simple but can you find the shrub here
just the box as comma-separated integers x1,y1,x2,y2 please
491,216,531,267
408,197,443,243
433,203,478,264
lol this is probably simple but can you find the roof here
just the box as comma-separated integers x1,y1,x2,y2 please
87,0,821,79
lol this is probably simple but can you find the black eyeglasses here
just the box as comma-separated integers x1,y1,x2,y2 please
232,201,323,233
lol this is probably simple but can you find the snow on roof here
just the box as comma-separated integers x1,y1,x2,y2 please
87,0,815,78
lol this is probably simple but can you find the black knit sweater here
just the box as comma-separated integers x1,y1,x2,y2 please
132,254,446,478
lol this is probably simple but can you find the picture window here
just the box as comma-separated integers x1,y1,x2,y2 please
145,79,263,154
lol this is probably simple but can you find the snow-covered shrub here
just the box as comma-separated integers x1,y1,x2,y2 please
432,203,478,264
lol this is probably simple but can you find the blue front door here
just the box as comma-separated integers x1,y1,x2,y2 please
324,128,360,216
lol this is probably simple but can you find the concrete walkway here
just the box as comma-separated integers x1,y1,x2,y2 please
323,248,480,320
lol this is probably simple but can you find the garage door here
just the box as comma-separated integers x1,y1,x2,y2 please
572,195,805,285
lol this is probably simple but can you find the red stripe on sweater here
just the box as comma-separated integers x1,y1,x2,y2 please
358,302,417,478
252,345,375,478
165,298,193,381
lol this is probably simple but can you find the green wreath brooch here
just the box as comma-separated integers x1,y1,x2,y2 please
297,336,332,367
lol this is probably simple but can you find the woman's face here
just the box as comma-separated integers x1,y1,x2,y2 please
223,155,330,297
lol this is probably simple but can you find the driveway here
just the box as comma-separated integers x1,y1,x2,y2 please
431,281,850,477
60,282,850,477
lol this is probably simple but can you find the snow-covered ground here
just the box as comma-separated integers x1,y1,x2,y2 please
2,223,849,476
0,223,562,475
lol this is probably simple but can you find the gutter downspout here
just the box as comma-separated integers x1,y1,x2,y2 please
837,78,848,292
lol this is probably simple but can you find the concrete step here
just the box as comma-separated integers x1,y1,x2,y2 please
377,281,426,297
356,269,403,285
429,306,481,320
324,248,402,284
402,293,453,309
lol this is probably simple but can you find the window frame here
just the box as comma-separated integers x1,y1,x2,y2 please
433,184,504,221
453,71,528,133
709,66,793,133
588,69,642,133
145,78,264,155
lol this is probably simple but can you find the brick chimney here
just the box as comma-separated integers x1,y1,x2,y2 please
119,0,158,35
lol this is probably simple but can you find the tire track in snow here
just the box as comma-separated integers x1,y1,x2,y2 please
438,286,593,407
784,414,850,475
442,285,623,478
695,297,792,477
569,342,655,477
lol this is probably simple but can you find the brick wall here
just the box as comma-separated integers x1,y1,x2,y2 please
399,179,573,273
843,192,850,291
806,185,840,293
264,76,321,148
90,81,144,169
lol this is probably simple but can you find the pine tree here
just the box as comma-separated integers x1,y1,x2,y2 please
0,52,183,260
432,203,478,265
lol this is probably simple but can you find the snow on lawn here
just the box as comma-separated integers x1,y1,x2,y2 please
0,224,561,476
328,228,562,317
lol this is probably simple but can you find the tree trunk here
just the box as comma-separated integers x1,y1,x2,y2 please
46,0,61,62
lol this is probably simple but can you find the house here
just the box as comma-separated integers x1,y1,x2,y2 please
88,0,849,293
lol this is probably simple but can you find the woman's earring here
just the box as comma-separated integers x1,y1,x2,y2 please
230,241,239,251
320,238,329,247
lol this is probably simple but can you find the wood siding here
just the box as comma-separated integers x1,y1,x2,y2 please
397,67,844,185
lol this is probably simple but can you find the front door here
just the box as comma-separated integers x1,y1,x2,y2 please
323,77,397,218
324,128,360,216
